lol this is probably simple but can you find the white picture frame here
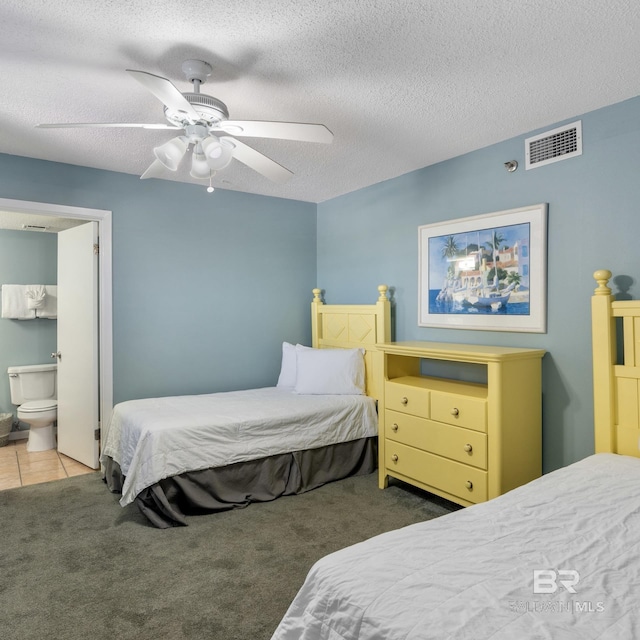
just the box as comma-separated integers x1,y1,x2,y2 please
418,203,548,333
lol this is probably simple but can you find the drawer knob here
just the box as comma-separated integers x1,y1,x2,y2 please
391,454,399,463
464,443,473,453
391,423,399,432
450,408,459,417
465,480,473,490
400,397,408,406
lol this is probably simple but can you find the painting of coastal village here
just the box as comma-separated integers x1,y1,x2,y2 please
428,222,531,316
419,204,547,332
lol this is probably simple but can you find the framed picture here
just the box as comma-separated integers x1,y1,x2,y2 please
418,203,548,332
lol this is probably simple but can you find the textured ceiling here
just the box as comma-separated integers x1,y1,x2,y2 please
1,1,640,203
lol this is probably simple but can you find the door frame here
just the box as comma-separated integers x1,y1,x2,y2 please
0,197,113,444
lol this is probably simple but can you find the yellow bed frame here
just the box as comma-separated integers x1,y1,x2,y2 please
310,285,391,401
592,269,640,457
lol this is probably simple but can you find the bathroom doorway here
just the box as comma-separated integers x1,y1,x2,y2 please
0,198,112,469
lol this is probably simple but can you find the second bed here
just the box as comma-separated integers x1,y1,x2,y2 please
102,285,391,527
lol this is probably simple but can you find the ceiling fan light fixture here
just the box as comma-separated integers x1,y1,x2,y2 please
202,135,224,159
153,136,188,171
206,152,233,171
205,137,235,171
190,145,211,179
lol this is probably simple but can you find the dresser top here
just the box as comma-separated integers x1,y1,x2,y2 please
377,341,546,363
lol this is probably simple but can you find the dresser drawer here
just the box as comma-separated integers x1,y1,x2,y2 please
430,392,487,432
385,441,488,503
385,380,430,417
385,409,487,469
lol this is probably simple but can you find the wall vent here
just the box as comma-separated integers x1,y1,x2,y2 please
525,120,582,170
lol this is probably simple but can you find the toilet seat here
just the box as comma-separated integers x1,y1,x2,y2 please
19,399,58,413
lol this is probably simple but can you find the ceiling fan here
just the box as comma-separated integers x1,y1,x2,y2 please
37,59,333,188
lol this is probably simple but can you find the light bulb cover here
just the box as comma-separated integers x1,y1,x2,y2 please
204,137,235,171
202,135,223,159
153,136,188,171
190,148,211,179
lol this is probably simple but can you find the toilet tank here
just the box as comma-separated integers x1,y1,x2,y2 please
8,364,57,405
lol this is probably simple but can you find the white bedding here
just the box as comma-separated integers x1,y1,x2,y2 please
101,387,377,507
272,453,640,640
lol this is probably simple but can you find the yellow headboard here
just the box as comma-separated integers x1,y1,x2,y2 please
311,285,391,401
592,269,640,457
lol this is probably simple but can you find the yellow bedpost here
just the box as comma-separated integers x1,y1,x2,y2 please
592,270,616,453
375,285,391,489
374,288,391,386
311,288,324,348
376,285,391,343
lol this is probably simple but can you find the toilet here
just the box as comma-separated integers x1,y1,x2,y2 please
8,364,58,452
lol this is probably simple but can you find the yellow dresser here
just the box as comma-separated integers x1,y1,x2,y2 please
378,342,545,506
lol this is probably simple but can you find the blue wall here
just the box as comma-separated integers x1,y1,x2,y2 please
0,229,58,417
0,156,317,404
317,96,640,473
2,94,639,473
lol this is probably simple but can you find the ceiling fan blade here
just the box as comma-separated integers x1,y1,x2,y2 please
126,69,201,121
215,121,333,143
36,122,179,130
140,159,167,180
224,137,293,183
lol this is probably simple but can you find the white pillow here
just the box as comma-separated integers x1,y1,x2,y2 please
294,345,365,395
276,342,297,389
276,342,314,389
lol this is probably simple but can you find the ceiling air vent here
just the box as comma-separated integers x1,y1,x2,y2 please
21,224,50,231
525,120,582,170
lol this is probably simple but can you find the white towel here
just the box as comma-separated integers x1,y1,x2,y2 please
35,285,57,319
25,285,47,309
1,285,36,319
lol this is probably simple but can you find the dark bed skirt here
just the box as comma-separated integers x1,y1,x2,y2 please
103,437,378,528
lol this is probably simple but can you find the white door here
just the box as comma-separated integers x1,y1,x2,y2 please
56,222,99,468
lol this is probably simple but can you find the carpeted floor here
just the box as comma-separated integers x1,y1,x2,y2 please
0,471,459,640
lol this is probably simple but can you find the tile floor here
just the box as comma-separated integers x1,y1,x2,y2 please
0,438,96,491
